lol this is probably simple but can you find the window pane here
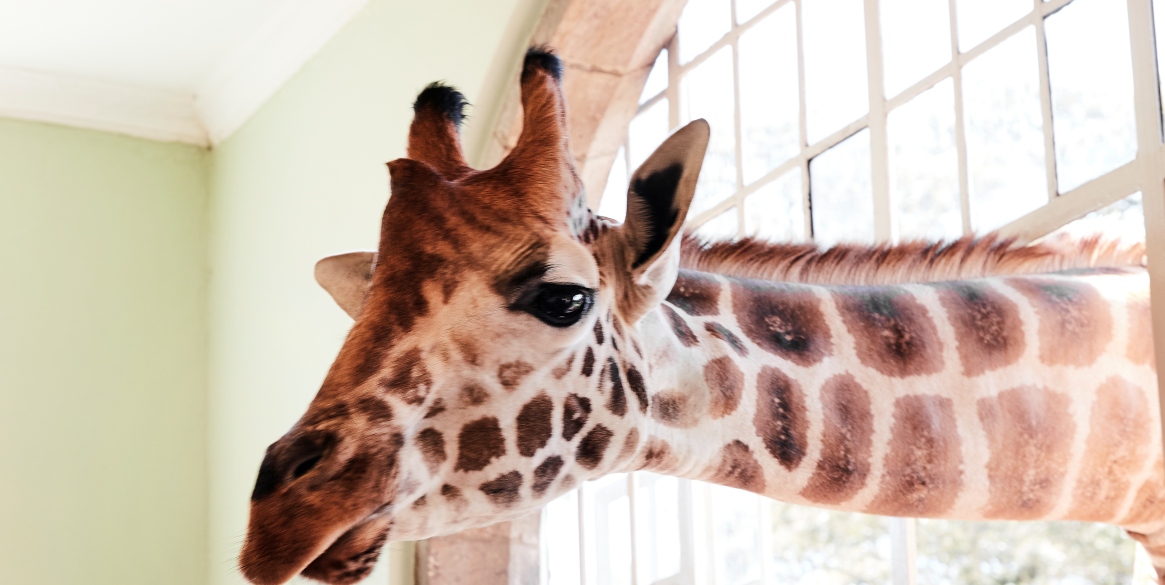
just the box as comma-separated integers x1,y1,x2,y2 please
597,147,628,222
635,473,682,583
962,27,1047,232
739,3,800,184
888,78,962,240
917,519,1135,585
802,0,869,143
769,503,893,584
881,0,952,98
693,207,739,240
810,129,874,246
1046,0,1137,193
544,490,582,585
744,170,805,241
678,0,732,64
682,48,738,215
1051,192,1145,240
640,49,669,104
955,0,1029,52
583,474,632,585
736,0,777,24
629,99,669,171
710,485,764,585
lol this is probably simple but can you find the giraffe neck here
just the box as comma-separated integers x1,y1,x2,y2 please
626,267,1165,530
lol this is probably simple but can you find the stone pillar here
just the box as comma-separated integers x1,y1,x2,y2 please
415,509,542,585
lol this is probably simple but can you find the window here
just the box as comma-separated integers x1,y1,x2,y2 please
547,0,1165,583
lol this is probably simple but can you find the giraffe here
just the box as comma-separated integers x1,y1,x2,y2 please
238,47,1165,584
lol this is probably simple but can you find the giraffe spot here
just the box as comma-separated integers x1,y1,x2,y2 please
632,337,643,359
455,417,505,472
638,436,676,473
800,374,873,505
410,495,427,509
594,321,605,345
516,392,554,457
611,317,624,337
732,281,831,367
452,334,479,365
753,366,808,470
834,287,944,378
552,353,576,379
867,395,963,517
705,357,744,419
440,484,463,500
1127,294,1155,367
303,402,349,426
935,282,1025,377
706,441,765,493
651,391,698,428
459,383,489,407
416,428,446,474
625,366,649,413
498,360,535,390
1009,278,1113,367
1122,459,1165,525
561,475,577,490
661,304,699,347
667,271,722,316
606,358,627,416
379,348,433,404
480,471,523,507
581,347,596,377
704,322,749,356
532,456,564,494
615,428,640,467
562,393,591,441
1069,376,1152,521
356,397,393,423
423,398,446,419
576,425,613,470
977,386,1074,519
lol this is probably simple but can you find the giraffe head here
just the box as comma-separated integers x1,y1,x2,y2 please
239,47,708,584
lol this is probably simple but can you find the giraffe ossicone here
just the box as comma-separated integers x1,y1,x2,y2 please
239,46,1165,585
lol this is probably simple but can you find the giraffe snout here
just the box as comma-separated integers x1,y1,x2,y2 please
251,432,336,501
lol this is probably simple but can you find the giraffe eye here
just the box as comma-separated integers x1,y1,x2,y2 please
527,284,593,327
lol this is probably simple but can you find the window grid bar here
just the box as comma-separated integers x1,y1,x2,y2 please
949,0,973,235
795,0,813,239
730,3,747,232
865,0,893,242
1034,0,1061,204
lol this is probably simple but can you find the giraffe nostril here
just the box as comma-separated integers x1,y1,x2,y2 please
292,454,323,480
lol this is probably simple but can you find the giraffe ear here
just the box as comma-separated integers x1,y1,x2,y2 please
620,119,709,275
315,252,375,319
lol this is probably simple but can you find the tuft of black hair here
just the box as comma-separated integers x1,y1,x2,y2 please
523,45,563,82
413,82,468,128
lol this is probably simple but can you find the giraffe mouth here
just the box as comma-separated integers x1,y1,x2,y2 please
300,503,395,584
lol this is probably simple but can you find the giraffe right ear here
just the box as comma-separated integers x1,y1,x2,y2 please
315,252,376,319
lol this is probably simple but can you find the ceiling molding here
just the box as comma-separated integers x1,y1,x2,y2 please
195,0,369,145
0,64,207,145
0,0,368,147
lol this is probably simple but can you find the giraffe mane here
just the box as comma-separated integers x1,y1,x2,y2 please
679,232,1146,286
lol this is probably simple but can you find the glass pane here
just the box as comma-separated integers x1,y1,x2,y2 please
744,170,805,241
802,0,869,143
710,485,763,585
769,503,893,584
962,27,1047,232
628,99,669,171
881,0,952,98
544,489,582,585
736,0,777,24
693,207,740,240
597,147,628,222
635,473,682,583
682,48,738,215
810,129,874,246
917,519,1135,585
888,78,962,240
678,0,732,64
640,49,669,104
739,3,800,184
955,0,1029,52
1051,192,1145,240
1046,0,1137,193
583,474,632,585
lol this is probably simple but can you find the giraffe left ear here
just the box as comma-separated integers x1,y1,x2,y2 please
315,252,375,319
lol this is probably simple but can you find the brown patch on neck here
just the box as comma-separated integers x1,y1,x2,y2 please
661,304,700,347
834,287,944,378
651,390,699,428
1008,278,1113,367
1127,294,1156,367
605,357,627,416
753,366,808,471
935,282,1025,376
480,471,523,507
459,383,490,407
1121,459,1165,525
614,428,640,468
416,428,447,474
706,441,765,493
667,271,722,316
732,281,831,367
976,386,1074,519
562,393,591,441
516,393,554,457
424,398,446,419
800,374,873,505
867,395,963,517
638,436,677,473
581,347,596,377
593,320,605,345
704,322,749,356
625,366,649,413
1068,376,1152,521
378,348,434,404
552,352,577,379
532,456,565,494
704,357,744,419
498,360,535,390
575,425,614,469
455,417,506,472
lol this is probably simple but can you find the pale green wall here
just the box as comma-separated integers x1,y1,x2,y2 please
207,0,543,583
0,118,208,584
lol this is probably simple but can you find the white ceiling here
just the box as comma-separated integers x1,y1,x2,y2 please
0,0,368,145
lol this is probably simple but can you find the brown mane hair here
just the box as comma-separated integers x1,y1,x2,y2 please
679,233,1146,286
